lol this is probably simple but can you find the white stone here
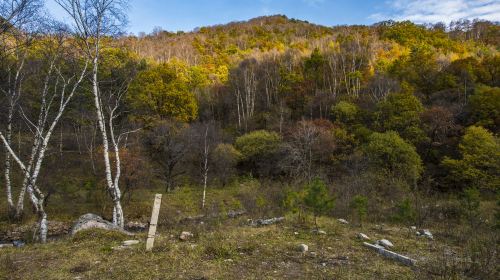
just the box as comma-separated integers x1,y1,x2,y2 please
357,233,370,240
298,244,308,253
122,240,140,246
377,239,394,248
337,218,349,224
179,231,194,241
418,229,433,239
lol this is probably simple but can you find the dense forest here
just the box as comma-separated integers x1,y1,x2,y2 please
0,0,499,279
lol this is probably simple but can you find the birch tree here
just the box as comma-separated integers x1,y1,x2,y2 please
0,29,88,241
1,0,44,217
232,58,258,132
189,122,219,209
55,0,130,228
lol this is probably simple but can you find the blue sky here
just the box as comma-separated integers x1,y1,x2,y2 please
46,0,500,35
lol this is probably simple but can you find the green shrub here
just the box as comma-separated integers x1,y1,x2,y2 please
303,178,334,229
392,198,416,227
350,195,368,227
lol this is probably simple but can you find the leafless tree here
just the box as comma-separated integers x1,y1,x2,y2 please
144,121,190,192
232,58,258,132
188,122,219,209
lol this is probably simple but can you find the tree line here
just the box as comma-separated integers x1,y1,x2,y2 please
1,2,499,242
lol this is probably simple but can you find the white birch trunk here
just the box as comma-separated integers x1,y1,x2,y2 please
91,57,124,228
201,126,209,209
4,105,14,212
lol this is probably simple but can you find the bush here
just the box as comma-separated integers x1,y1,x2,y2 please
462,187,481,227
442,126,500,191
363,131,423,184
235,130,282,177
303,178,334,229
392,198,416,227
350,195,368,227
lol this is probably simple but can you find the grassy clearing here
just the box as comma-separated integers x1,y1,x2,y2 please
0,182,498,279
1,218,427,280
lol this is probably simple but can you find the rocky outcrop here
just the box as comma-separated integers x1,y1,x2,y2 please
71,213,133,236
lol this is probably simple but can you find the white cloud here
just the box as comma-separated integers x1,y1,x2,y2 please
370,0,500,23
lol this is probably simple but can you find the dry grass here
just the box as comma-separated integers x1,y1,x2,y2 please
0,184,498,279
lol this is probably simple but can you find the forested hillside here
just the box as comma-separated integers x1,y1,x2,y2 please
114,15,499,193
0,1,499,278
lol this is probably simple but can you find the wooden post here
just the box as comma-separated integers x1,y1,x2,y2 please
146,194,162,251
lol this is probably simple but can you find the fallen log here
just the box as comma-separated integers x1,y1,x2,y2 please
363,242,417,266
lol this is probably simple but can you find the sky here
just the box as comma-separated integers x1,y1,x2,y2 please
45,0,500,35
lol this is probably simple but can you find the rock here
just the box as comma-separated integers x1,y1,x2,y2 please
312,229,327,235
418,229,433,239
71,213,133,236
179,231,193,241
0,243,14,248
227,210,246,218
377,239,394,249
250,217,284,226
294,232,299,235
337,218,349,224
357,233,370,240
125,221,147,231
122,240,140,246
12,240,25,247
410,226,417,231
297,244,308,253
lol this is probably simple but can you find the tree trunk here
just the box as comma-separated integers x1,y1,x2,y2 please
201,126,209,209
4,104,14,215
91,58,124,228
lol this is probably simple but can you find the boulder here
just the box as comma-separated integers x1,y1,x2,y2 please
357,233,370,240
297,244,308,253
179,231,194,241
0,243,13,248
377,239,394,249
71,213,133,236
